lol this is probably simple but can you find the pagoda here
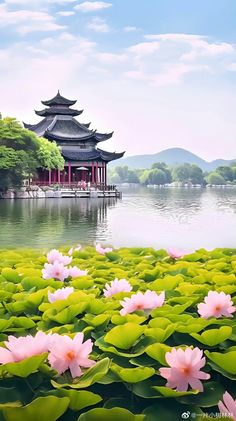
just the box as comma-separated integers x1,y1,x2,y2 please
24,91,125,187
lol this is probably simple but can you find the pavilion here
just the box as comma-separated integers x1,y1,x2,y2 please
24,91,125,187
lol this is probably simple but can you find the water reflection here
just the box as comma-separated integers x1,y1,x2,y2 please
0,188,236,250
0,198,117,248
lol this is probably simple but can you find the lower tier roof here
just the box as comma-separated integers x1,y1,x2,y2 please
61,147,124,162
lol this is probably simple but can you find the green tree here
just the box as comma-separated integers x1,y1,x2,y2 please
216,166,234,182
0,117,64,191
172,163,204,184
151,162,172,183
172,163,192,183
189,164,204,184
140,168,167,185
205,172,226,185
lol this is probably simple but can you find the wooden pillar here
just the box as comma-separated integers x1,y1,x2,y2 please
49,170,52,185
105,164,107,187
68,163,71,186
95,162,98,185
58,169,61,184
92,163,95,184
102,163,105,185
53,169,57,183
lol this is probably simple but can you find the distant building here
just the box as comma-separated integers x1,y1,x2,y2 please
24,91,125,187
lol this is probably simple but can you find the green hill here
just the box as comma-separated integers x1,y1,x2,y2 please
111,148,235,171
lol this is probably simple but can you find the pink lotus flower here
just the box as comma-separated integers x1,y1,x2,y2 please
95,243,113,255
168,248,184,259
48,333,95,378
68,266,88,278
47,249,72,266
42,261,69,282
104,278,132,297
0,331,49,364
120,290,165,316
218,392,236,420
48,287,74,303
159,347,210,392
68,244,82,256
197,291,236,319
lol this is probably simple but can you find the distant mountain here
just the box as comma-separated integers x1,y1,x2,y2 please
110,148,236,171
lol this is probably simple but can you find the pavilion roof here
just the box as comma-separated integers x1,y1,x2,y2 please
61,147,125,162
41,91,76,107
24,115,113,143
35,107,83,117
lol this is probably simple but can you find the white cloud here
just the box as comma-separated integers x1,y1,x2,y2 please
74,1,112,12
123,34,236,87
87,17,110,33
57,11,75,16
124,26,138,32
128,41,160,56
145,33,234,58
125,64,210,86
96,52,127,64
58,32,76,41
4,0,76,4
0,4,65,33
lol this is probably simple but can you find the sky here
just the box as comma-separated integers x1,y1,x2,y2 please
0,0,236,160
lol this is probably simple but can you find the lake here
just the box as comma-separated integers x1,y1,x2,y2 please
0,187,236,251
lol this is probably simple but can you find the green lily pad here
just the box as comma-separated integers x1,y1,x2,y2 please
77,407,145,421
1,396,69,421
104,323,145,350
191,326,232,346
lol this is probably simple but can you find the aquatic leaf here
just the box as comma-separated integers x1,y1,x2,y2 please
51,358,110,389
191,326,232,346
77,407,145,421
52,389,102,411
104,323,145,350
152,386,199,398
1,269,21,284
1,396,69,421
205,350,236,374
111,365,155,383
145,343,171,365
0,354,47,377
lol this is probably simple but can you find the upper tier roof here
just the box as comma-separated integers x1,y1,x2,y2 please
42,91,76,107
35,107,83,117
24,115,113,143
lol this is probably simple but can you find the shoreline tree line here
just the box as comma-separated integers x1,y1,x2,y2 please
108,162,236,186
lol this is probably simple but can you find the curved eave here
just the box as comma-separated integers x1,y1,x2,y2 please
45,130,97,142
24,122,35,129
94,131,114,142
35,108,83,117
97,148,125,162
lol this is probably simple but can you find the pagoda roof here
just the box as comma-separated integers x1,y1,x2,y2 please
35,107,83,117
42,91,76,107
24,115,113,143
61,147,125,163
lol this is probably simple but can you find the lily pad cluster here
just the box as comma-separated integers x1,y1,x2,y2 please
0,246,236,421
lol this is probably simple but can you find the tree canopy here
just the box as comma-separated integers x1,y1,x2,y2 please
0,117,64,191
108,161,236,186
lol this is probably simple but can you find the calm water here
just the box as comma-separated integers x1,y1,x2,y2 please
0,187,236,250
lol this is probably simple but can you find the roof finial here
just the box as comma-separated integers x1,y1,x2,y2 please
57,89,60,95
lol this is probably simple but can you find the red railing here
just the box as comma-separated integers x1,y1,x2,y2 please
31,181,117,191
